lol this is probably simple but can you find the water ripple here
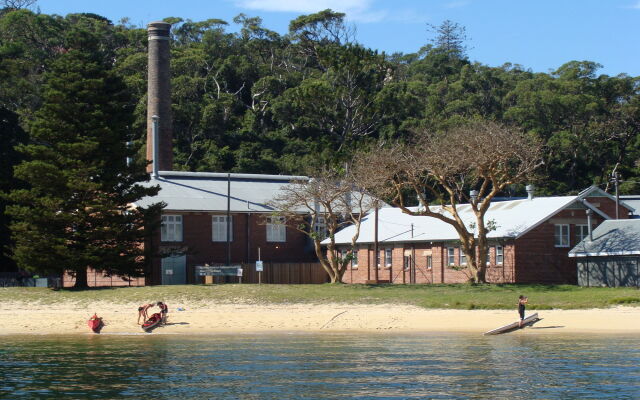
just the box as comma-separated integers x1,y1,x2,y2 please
0,333,639,399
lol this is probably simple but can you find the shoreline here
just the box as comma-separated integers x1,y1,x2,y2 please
1,302,639,336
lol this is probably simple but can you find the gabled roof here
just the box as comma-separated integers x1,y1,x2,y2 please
132,171,382,214
326,186,632,246
569,219,640,257
133,171,308,213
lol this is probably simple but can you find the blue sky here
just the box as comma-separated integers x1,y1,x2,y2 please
38,0,640,76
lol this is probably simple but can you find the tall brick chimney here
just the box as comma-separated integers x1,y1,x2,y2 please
146,21,172,173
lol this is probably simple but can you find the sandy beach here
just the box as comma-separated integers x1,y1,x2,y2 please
1,301,639,335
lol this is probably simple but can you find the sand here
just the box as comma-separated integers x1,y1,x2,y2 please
1,301,639,336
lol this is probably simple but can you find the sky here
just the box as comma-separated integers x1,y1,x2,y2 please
36,0,640,77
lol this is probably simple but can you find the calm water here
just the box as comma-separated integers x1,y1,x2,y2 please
1,333,639,399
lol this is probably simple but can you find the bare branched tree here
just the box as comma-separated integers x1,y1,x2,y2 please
267,168,374,283
353,120,543,283
2,0,36,10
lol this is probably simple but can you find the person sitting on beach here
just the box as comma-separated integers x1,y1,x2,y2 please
518,295,528,327
137,303,154,325
157,301,168,324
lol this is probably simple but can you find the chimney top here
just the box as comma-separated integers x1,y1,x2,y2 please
147,21,171,38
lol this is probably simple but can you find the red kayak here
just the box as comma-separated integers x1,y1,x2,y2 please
87,314,103,333
142,312,163,332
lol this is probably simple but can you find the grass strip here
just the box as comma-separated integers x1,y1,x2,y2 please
1,284,639,310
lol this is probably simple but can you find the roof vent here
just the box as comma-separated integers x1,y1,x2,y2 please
526,184,535,200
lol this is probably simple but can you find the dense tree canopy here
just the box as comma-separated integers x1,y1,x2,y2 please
4,18,162,285
1,7,639,275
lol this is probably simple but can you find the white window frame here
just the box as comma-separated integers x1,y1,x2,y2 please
486,247,491,265
351,248,358,269
212,215,233,242
496,245,504,265
459,247,467,265
554,224,570,247
266,216,286,242
161,215,183,242
385,248,393,267
313,215,327,240
576,224,589,243
447,247,455,266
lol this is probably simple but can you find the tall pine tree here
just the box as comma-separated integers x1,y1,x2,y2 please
0,107,26,272
7,24,162,288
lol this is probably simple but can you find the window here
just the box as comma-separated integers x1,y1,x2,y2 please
161,215,182,242
267,216,286,242
554,224,570,247
486,247,491,265
351,249,358,269
403,255,412,271
212,215,232,242
447,247,455,266
576,224,589,243
459,248,467,265
385,248,393,267
496,245,504,265
339,248,348,265
426,255,433,270
313,216,327,240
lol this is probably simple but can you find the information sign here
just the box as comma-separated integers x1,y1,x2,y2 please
195,265,243,277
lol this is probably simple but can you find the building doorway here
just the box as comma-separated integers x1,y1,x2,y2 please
161,255,186,285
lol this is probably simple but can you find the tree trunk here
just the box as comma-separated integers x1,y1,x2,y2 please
475,262,487,283
73,268,88,289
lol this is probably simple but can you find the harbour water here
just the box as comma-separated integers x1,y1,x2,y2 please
1,333,639,399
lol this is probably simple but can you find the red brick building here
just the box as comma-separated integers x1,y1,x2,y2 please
134,171,318,285
330,187,634,284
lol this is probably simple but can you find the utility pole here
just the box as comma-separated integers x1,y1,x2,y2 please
373,202,379,284
227,173,231,265
611,168,620,219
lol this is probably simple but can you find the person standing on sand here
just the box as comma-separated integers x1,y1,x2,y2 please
518,295,528,327
137,303,154,325
157,301,168,324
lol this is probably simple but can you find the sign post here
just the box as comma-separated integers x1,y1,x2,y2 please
256,260,263,284
257,247,262,284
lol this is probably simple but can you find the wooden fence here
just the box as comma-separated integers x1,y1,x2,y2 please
242,262,328,284
62,263,327,287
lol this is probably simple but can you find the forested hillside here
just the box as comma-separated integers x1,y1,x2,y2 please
1,8,639,195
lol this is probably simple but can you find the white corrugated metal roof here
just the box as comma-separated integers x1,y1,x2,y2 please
133,171,308,212
569,219,640,257
328,195,579,245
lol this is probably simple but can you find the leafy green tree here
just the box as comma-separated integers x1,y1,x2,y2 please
0,9,66,116
6,27,162,288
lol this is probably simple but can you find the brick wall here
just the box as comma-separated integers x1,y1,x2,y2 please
63,269,145,288
148,212,317,284
334,195,630,285
339,241,516,284
587,195,631,220
513,195,628,284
